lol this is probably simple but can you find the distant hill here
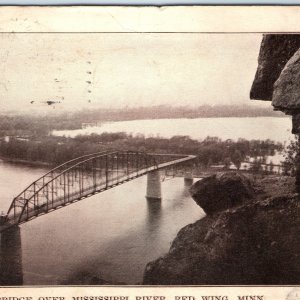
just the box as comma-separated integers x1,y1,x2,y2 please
2,104,284,121
0,104,285,134
66,104,285,122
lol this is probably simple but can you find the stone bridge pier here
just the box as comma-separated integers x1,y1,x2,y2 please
0,224,23,285
146,169,195,200
146,170,162,201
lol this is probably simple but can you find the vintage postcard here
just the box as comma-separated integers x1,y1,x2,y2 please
0,5,299,300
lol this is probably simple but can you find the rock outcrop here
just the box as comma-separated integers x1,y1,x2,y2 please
189,172,254,215
250,34,300,101
250,34,300,132
273,49,300,113
250,33,300,126
143,176,300,285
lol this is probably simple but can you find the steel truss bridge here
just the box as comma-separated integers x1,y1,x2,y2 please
0,151,197,232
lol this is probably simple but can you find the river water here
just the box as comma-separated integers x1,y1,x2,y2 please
0,160,203,285
1,116,294,285
53,117,294,144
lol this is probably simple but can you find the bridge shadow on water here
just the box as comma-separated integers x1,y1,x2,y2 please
0,226,23,285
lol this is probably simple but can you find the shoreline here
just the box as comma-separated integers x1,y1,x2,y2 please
0,156,52,168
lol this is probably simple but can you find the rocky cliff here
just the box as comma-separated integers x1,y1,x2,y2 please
143,175,300,285
250,34,300,102
250,34,300,128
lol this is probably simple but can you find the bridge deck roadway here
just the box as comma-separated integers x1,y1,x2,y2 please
155,154,196,169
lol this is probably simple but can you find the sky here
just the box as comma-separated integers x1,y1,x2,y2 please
0,33,266,112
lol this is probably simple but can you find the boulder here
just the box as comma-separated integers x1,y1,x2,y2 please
273,49,300,113
189,172,254,215
250,34,300,101
143,193,300,285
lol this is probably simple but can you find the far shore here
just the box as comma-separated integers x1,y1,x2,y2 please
0,156,52,168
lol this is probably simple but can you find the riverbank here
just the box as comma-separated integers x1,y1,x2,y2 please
143,174,300,285
0,156,52,168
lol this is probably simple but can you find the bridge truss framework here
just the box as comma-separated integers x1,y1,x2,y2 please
1,151,196,231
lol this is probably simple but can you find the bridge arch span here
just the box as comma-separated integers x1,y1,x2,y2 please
1,151,196,231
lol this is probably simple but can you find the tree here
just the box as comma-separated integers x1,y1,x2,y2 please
206,158,213,169
250,158,263,173
283,136,300,176
231,150,242,170
223,157,231,170
269,160,274,174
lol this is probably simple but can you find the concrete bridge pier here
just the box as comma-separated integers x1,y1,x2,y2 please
184,172,194,187
0,225,23,285
146,170,162,201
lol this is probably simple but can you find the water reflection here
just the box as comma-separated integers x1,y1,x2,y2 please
146,199,162,234
184,177,194,187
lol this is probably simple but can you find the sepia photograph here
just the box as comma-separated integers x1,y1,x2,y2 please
0,6,299,289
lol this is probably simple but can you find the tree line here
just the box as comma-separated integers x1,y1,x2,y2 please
0,132,283,168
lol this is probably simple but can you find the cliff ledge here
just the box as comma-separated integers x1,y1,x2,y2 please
143,175,300,285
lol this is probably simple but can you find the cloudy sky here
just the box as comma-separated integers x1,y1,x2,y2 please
0,33,265,112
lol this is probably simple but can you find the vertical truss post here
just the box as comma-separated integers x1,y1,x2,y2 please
17,194,28,224
119,153,123,178
105,154,108,188
51,179,54,207
116,153,119,181
47,183,50,211
63,173,66,205
26,199,29,221
13,200,16,222
126,152,129,177
33,183,36,208
67,171,70,203
93,158,96,191
79,165,83,198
